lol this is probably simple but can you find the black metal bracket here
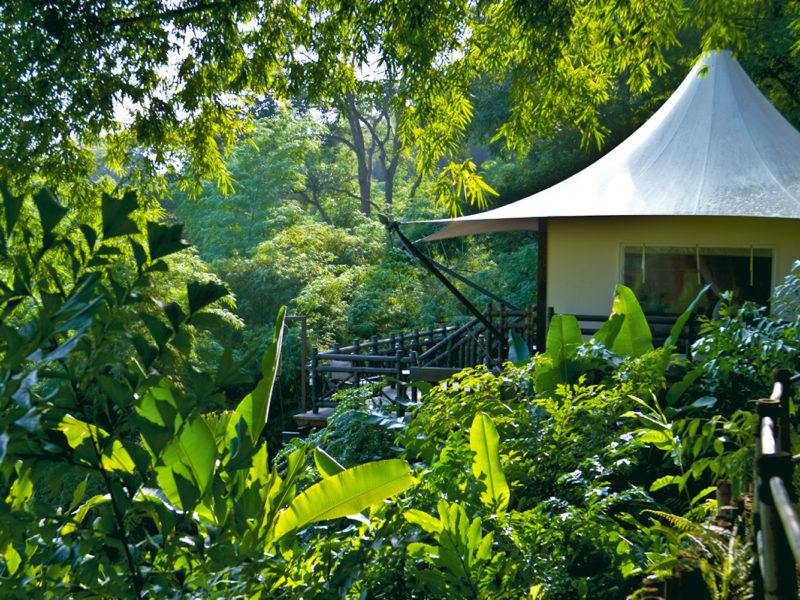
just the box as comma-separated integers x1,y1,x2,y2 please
379,214,504,341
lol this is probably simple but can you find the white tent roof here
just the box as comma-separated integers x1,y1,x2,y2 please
421,50,800,241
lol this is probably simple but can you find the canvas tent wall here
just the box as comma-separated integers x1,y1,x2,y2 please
413,50,800,343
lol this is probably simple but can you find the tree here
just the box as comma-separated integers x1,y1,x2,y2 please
327,82,406,217
5,0,798,208
0,183,413,598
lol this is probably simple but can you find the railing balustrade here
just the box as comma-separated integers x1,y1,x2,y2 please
753,369,800,600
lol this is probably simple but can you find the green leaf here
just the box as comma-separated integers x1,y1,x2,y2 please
102,190,139,239
639,429,674,450
130,239,147,271
691,486,717,506
475,532,493,561
507,330,530,362
405,509,443,534
314,447,345,478
610,284,653,357
43,329,86,362
33,188,68,235
58,415,137,473
156,414,216,510
147,221,189,260
664,284,711,348
545,314,583,360
3,541,21,574
227,307,286,449
79,224,98,251
535,314,582,394
691,396,718,409
1,180,23,234
649,475,682,491
273,459,412,539
187,280,228,315
469,413,509,512
665,368,703,406
592,312,625,348
140,313,171,351
68,478,89,512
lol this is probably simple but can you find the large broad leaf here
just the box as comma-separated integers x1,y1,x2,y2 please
610,285,653,357
469,413,509,512
664,284,711,349
33,188,68,235
101,190,139,239
155,414,216,511
58,415,136,474
592,312,625,348
227,307,286,456
665,368,703,406
535,314,583,394
147,221,190,260
314,447,345,478
545,314,582,361
507,330,531,363
187,280,229,315
273,459,412,540
1,180,23,234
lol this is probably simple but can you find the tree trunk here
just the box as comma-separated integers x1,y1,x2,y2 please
344,92,372,217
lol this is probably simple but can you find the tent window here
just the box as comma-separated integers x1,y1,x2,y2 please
622,246,773,315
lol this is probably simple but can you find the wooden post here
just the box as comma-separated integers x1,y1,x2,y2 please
486,302,494,365
446,334,453,367
536,217,548,352
298,316,308,413
755,396,798,600
499,303,507,363
413,328,421,354
285,315,308,413
395,350,404,416
774,369,792,453
526,303,535,350
311,347,319,414
352,339,361,387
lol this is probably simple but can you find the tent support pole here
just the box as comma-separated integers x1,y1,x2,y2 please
415,254,521,311
379,215,504,341
536,218,548,352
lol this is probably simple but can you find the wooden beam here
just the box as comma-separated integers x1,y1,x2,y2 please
536,218,549,352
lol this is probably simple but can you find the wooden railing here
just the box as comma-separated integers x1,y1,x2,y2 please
569,312,698,354
754,369,800,600
305,307,703,415
308,304,536,413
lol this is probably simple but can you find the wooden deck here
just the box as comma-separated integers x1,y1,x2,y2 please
293,407,334,428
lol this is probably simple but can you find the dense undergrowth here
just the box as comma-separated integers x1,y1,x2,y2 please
1,183,799,599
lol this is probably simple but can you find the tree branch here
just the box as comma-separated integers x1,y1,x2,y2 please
327,134,356,152
331,187,362,201
105,1,246,28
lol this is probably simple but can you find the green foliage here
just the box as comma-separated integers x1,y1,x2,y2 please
0,183,412,597
406,500,506,598
470,413,510,512
9,0,799,215
278,384,401,472
690,295,800,414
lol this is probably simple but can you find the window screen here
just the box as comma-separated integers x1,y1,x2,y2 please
622,246,772,315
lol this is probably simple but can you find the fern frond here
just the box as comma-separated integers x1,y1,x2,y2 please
642,509,698,532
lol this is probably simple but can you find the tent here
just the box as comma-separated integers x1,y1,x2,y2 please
416,50,800,346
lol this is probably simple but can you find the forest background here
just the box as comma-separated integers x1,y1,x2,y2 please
4,1,800,598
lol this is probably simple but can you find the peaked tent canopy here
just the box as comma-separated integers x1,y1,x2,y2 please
420,50,800,241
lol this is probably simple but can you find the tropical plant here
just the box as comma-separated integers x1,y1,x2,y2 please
0,183,413,597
